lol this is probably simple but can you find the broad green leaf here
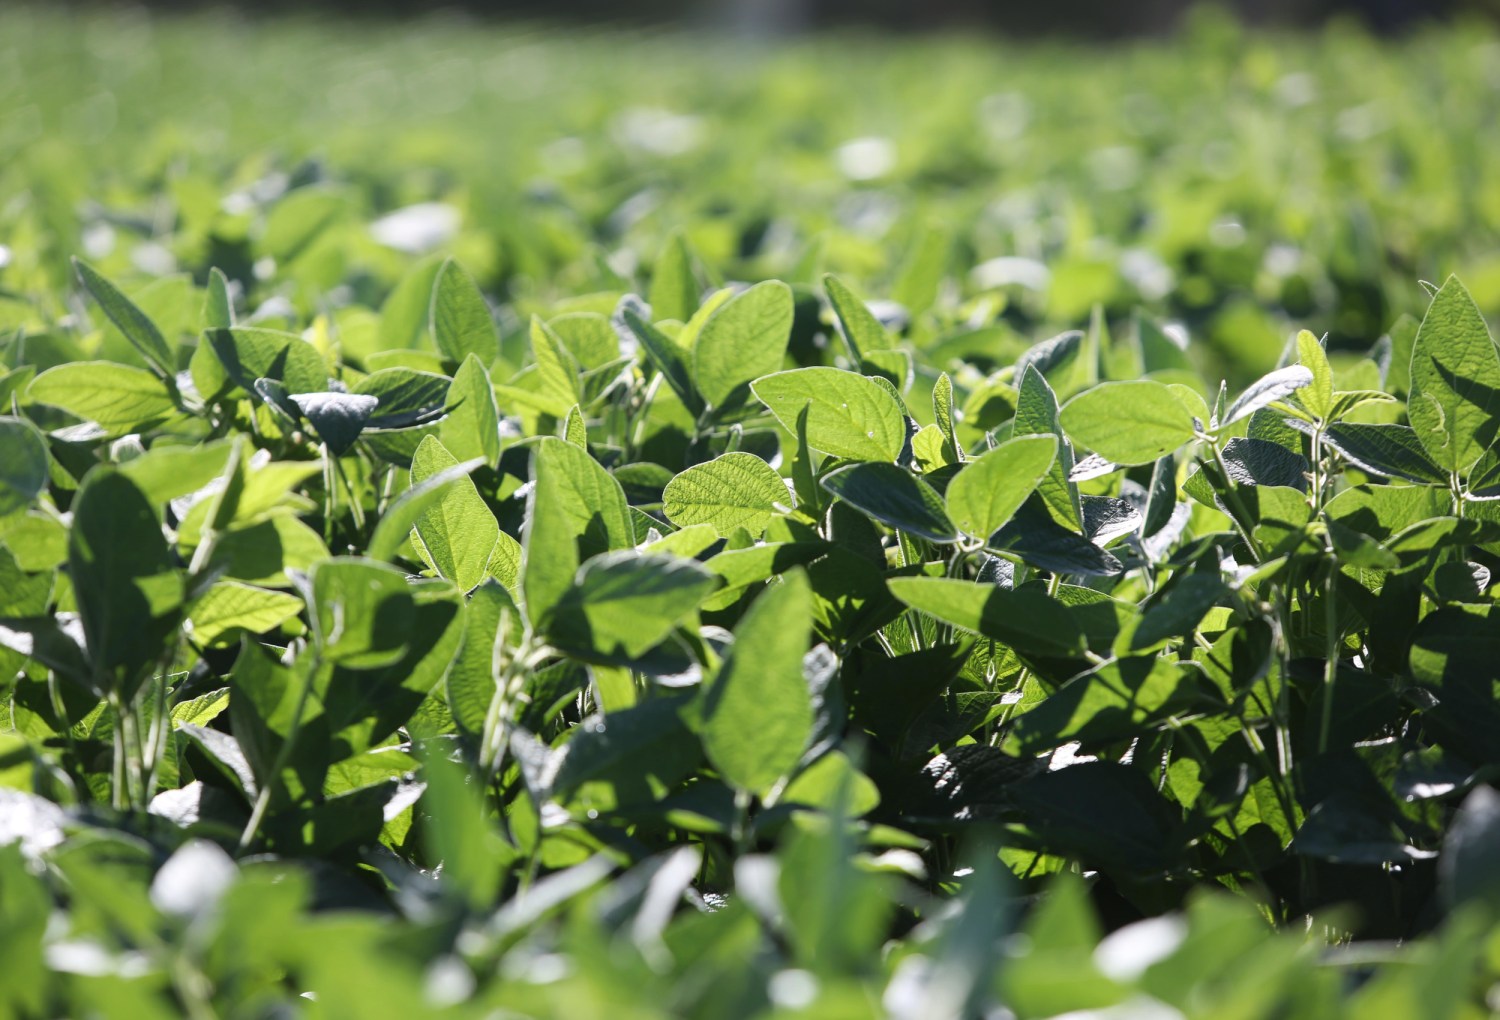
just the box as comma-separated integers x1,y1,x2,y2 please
72,257,173,375
0,417,49,518
117,440,234,508
521,436,633,626
28,362,177,437
1311,422,1447,485
68,469,183,697
663,452,792,536
527,315,583,417
1407,276,1500,478
1059,379,1198,466
945,434,1057,540
886,576,1086,657
430,258,499,366
203,267,234,330
308,557,414,669
821,463,958,542
692,281,793,409
1222,364,1314,428
700,569,815,795
1294,330,1333,420
1015,365,1082,530
932,372,961,463
752,367,906,462
620,300,700,414
781,750,880,815
824,274,892,357
547,551,718,662
649,231,700,324
1011,656,1203,753
187,581,303,648
409,436,500,593
289,392,378,455
446,581,518,736
439,354,502,467
204,327,328,396
378,255,444,350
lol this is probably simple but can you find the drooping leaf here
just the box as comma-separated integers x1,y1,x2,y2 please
289,392,379,455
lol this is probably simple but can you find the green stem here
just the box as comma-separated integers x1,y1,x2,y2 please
237,647,320,852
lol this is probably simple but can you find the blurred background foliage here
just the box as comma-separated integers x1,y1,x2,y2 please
3,4,1500,386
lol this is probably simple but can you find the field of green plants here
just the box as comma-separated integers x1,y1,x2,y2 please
3,5,1500,1016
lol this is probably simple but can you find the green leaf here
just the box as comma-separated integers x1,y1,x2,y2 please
28,362,177,437
886,576,1086,657
446,581,517,737
620,300,701,415
429,258,499,366
1011,656,1203,753
1313,422,1447,485
289,392,378,455
204,327,328,397
527,315,583,417
116,440,233,508
692,281,793,409
700,569,815,795
663,452,792,536
1015,365,1083,530
187,581,304,648
0,417,49,518
752,367,906,462
307,557,414,669
821,462,958,542
68,469,183,697
521,436,634,626
409,436,500,593
945,434,1057,539
548,551,718,662
1059,379,1198,466
72,257,174,375
824,274,892,358
932,372,961,463
1407,276,1500,478
1222,364,1314,428
439,354,502,467
649,231,700,324
203,267,234,330
1294,330,1334,420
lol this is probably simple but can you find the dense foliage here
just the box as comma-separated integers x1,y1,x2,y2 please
3,7,1500,1018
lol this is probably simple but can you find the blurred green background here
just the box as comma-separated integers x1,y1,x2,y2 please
4,4,1500,385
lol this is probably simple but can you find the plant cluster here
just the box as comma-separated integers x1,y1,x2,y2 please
2,242,1499,1015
